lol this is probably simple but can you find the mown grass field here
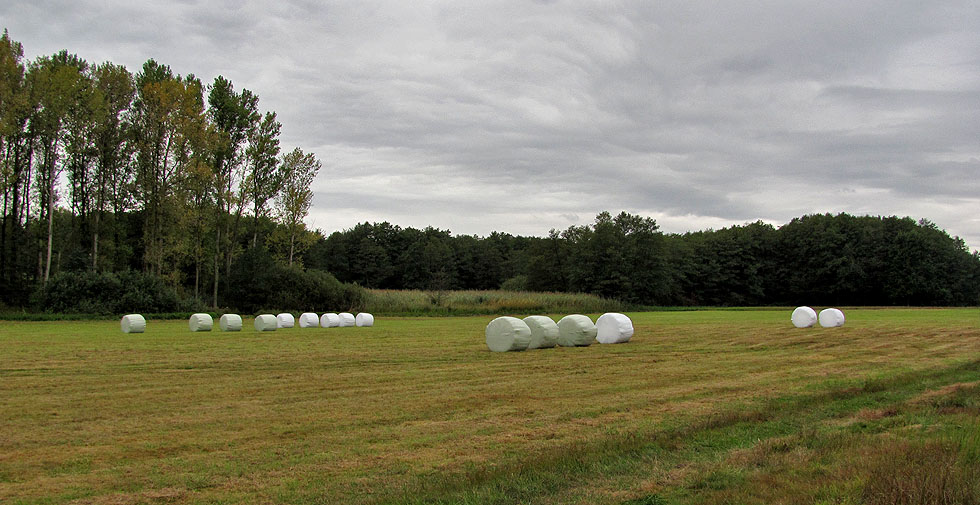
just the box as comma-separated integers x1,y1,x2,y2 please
2,308,980,504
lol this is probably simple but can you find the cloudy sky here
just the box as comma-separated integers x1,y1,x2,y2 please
3,0,979,250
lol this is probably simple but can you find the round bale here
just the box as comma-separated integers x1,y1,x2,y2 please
299,312,319,328
121,314,146,334
338,312,355,327
791,306,818,328
557,314,597,347
485,316,532,352
320,313,340,328
355,313,374,327
219,314,242,332
522,315,559,349
818,308,846,328
188,313,213,332
254,314,278,331
595,312,634,344
276,313,295,328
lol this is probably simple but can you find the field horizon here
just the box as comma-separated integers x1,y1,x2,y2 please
3,308,980,504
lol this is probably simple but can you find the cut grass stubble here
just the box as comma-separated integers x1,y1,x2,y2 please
1,308,979,504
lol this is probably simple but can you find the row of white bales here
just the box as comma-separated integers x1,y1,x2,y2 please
119,312,374,333
486,313,634,352
118,306,840,336
489,307,845,352
791,306,846,328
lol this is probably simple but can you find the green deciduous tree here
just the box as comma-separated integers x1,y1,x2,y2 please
26,51,88,283
89,62,134,272
274,147,319,266
244,110,280,248
132,59,207,282
0,29,29,298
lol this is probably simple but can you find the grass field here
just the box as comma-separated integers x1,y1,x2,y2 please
2,308,980,504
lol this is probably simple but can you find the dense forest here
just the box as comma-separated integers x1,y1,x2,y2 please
2,31,978,313
311,212,980,307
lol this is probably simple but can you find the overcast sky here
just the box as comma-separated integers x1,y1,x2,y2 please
3,1,979,250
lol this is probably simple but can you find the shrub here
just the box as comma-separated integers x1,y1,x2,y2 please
223,247,365,313
32,270,182,314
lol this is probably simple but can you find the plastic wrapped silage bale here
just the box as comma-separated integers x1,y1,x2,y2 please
557,314,597,347
121,314,146,334
320,313,340,328
338,312,355,327
254,314,277,331
276,313,295,328
485,316,532,352
791,306,818,328
818,308,846,328
522,316,558,349
557,314,597,346
595,313,634,344
188,313,213,332
355,313,374,327
299,312,319,328
219,314,242,332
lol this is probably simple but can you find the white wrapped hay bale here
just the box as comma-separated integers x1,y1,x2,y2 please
219,314,242,332
188,313,213,332
557,314,597,347
338,312,355,327
791,306,818,328
485,316,532,352
595,312,634,344
522,315,559,349
320,313,340,328
818,308,846,328
254,314,277,331
355,313,374,327
276,313,295,328
121,314,146,334
299,312,319,328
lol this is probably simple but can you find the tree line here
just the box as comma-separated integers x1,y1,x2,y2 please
311,212,980,307
0,30,322,308
2,30,978,311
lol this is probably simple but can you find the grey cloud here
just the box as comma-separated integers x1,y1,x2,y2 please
2,0,979,250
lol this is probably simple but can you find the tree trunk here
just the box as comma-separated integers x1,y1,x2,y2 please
225,200,244,277
92,210,100,271
44,198,53,283
1,154,8,284
252,199,264,249
288,228,295,266
44,158,55,284
194,259,200,300
212,226,220,309
8,145,23,285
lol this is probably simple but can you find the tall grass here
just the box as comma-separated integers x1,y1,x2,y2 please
863,438,980,505
363,289,625,316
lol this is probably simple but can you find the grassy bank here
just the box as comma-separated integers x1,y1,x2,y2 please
1,308,979,503
362,288,625,316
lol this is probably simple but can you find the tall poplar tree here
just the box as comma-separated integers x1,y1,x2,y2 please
132,59,206,279
90,62,134,271
206,76,258,306
274,147,319,266
244,110,280,248
27,51,87,283
0,30,28,294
